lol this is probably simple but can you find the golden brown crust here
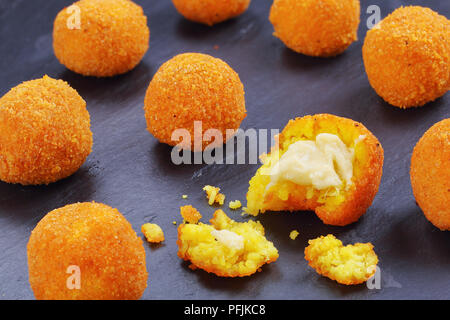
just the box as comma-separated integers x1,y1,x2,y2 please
27,202,148,300
172,0,251,26
363,6,450,108
246,114,384,226
410,119,450,230
269,0,360,57
53,0,149,77
0,76,92,185
144,53,246,151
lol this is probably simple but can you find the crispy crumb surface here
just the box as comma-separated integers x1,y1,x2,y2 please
269,0,360,57
363,6,450,108
410,118,450,230
172,0,251,26
0,75,92,185
144,53,246,151
53,0,149,77
27,202,148,300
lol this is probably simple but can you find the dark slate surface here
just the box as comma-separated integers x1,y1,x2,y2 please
0,0,448,300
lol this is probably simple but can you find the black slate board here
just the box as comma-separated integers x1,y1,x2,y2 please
0,0,449,300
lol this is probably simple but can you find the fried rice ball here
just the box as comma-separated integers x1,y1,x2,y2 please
144,53,246,151
245,114,384,226
27,202,148,300
53,0,150,77
177,209,279,277
363,6,450,108
172,0,251,26
410,119,450,231
304,234,378,285
0,76,92,185
269,0,360,57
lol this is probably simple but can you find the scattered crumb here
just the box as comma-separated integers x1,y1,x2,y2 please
213,45,220,50
180,205,202,224
141,223,165,243
173,221,177,225
182,195,188,199
228,200,242,210
289,230,299,240
203,185,225,206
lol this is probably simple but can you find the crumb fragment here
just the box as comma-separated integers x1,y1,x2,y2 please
141,223,165,243
228,200,242,210
173,221,177,225
180,205,202,224
182,195,188,199
289,230,299,240
203,185,225,206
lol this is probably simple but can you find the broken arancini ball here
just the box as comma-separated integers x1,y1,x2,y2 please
245,114,384,226
363,6,450,108
269,0,360,57
177,209,279,277
141,223,165,243
410,119,450,231
53,0,149,77
304,234,378,285
171,0,251,26
0,75,92,185
27,202,148,300
144,53,246,151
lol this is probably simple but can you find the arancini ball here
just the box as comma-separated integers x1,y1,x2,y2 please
269,0,360,57
27,202,148,300
410,119,450,231
245,114,384,226
144,53,247,151
363,6,450,108
0,75,92,185
172,0,251,26
53,0,150,77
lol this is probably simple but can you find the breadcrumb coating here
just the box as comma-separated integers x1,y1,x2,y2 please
177,209,279,277
305,234,378,285
180,205,202,224
53,0,149,77
0,75,92,185
203,185,226,205
363,6,450,108
144,53,246,151
410,119,450,230
141,223,165,243
27,202,148,300
245,114,384,226
269,0,360,57
172,0,251,26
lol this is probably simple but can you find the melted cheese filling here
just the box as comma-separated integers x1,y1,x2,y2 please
270,133,354,190
211,229,244,251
